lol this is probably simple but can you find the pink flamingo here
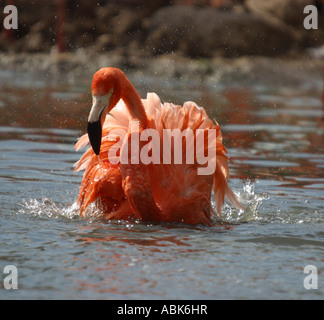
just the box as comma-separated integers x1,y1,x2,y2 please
74,68,243,225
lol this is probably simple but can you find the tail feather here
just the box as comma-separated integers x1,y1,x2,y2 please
213,152,243,213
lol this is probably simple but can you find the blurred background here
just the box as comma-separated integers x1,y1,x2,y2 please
0,0,323,132
1,0,323,58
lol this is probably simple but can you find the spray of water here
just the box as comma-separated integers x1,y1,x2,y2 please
216,180,269,223
17,180,268,225
17,197,80,220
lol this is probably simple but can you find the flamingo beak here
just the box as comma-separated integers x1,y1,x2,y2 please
87,115,102,155
87,93,111,155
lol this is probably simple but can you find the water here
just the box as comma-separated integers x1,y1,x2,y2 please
0,65,324,300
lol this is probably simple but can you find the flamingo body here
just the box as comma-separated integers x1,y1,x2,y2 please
74,68,241,225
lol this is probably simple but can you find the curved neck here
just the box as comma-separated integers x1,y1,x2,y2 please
120,77,147,128
118,73,161,221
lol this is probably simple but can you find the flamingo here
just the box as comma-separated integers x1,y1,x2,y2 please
74,67,242,225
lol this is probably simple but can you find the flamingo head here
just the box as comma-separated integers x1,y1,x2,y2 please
87,68,122,155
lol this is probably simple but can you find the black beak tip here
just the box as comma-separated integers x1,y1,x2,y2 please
87,121,102,155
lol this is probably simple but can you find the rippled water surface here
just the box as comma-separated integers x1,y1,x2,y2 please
0,66,324,299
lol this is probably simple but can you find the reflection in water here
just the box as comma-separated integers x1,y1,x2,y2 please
62,223,207,296
0,85,89,131
76,226,192,247
218,88,324,197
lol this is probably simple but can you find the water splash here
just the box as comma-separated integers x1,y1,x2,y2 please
17,180,268,225
17,197,80,220
17,197,109,222
219,180,269,223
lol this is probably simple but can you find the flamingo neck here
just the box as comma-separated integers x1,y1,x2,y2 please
120,77,147,128
118,74,161,221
